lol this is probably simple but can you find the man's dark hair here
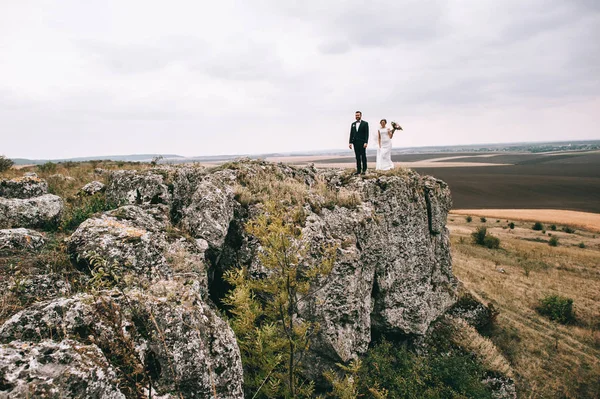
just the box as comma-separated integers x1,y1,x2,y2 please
355,111,362,115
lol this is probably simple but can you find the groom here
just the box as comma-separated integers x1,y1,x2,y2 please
348,110,369,175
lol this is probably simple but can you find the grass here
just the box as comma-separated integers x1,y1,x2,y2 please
448,214,600,398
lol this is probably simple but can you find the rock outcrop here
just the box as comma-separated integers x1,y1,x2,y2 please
0,174,63,229
0,228,45,251
0,174,48,199
106,170,170,206
80,180,105,195
0,281,244,398
0,339,125,399
0,194,63,229
0,160,465,397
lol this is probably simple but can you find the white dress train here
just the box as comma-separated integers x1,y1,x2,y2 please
376,127,394,171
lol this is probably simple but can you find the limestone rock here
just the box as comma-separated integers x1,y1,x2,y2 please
66,205,207,293
106,170,171,206
0,339,125,399
353,173,456,337
0,194,63,229
66,205,174,282
483,376,517,399
0,228,45,251
4,273,71,304
80,180,105,195
0,175,48,199
0,285,244,399
179,174,236,248
448,293,496,333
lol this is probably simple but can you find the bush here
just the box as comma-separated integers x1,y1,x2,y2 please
549,236,559,247
579,242,586,249
508,222,515,229
38,161,57,174
537,294,575,324
357,340,494,399
0,155,14,172
532,222,544,231
562,226,575,234
472,227,500,249
466,216,473,223
550,224,557,231
480,217,487,223
61,194,117,232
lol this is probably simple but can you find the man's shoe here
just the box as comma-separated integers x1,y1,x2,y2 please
361,170,367,175
354,171,361,176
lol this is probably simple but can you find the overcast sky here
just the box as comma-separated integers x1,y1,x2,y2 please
1,0,599,159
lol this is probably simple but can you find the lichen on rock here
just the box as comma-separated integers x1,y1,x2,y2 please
0,194,63,229
0,339,126,399
0,228,45,252
0,174,48,199
0,283,244,399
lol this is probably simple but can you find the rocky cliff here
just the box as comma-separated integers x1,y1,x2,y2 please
0,161,465,398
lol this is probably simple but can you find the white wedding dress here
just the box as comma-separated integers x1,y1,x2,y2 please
376,127,394,171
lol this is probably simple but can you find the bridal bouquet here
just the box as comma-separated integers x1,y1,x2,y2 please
391,121,403,131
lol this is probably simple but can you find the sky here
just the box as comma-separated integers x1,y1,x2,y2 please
1,0,599,159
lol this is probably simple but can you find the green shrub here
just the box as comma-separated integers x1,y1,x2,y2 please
472,227,500,249
483,235,501,249
549,236,559,247
480,217,487,223
61,194,117,232
550,224,557,231
38,161,57,174
509,222,515,229
357,340,494,399
532,222,544,231
466,216,472,223
562,226,575,234
0,155,14,172
579,242,586,249
537,295,575,324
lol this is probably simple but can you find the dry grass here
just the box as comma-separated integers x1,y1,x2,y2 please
453,209,600,233
449,315,514,378
449,214,600,398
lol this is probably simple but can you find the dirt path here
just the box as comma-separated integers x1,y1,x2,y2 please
452,209,600,232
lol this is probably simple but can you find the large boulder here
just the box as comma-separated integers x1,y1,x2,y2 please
80,180,105,196
0,282,244,399
356,173,456,336
106,170,171,206
67,206,170,281
0,174,48,199
0,195,63,229
0,228,45,252
67,205,207,293
0,339,125,399
179,175,236,248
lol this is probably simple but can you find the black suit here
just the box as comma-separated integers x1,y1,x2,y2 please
349,120,369,173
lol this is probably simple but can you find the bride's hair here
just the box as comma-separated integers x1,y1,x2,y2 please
380,119,387,124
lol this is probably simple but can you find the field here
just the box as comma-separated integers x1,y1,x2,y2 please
307,150,600,213
449,214,600,398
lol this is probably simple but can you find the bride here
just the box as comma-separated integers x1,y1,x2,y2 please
376,119,400,171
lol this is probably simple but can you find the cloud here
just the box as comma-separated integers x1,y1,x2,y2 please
0,0,598,159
